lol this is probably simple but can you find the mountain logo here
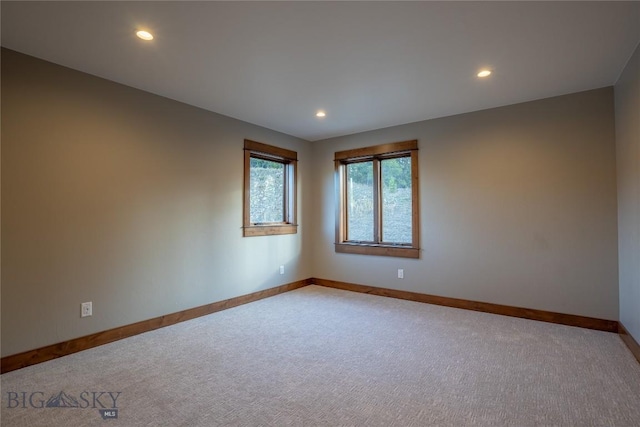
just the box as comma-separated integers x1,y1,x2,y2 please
45,391,80,408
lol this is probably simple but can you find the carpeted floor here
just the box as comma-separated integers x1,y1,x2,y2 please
2,285,639,426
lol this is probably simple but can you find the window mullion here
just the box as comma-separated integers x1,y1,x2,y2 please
343,164,349,240
243,151,252,228
283,163,288,223
373,158,381,243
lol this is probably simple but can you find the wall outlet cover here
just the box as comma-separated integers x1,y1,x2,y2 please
81,302,92,317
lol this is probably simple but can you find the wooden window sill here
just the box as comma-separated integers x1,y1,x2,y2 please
243,224,298,237
335,243,420,259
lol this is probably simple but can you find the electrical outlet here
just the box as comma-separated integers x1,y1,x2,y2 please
279,265,285,275
81,302,92,317
398,269,404,279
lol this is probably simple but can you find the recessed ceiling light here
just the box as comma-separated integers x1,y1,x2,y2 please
316,111,326,118
477,69,492,78
136,30,154,41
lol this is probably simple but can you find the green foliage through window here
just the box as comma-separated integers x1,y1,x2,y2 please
344,156,412,244
249,157,285,224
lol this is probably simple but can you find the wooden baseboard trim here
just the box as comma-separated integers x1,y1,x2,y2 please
3,277,629,373
1,279,311,374
619,322,640,363
310,278,619,333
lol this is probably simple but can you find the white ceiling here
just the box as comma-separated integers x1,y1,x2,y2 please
2,1,639,141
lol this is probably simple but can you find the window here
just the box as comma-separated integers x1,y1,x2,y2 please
243,139,297,237
335,140,419,258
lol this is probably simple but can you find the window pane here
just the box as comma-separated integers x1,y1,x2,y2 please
250,157,284,223
382,157,412,243
346,161,374,241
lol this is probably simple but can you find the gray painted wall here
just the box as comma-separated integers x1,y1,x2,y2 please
1,49,313,357
311,88,619,320
1,48,623,358
615,43,640,342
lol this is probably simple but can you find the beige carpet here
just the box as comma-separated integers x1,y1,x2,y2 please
2,285,639,426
